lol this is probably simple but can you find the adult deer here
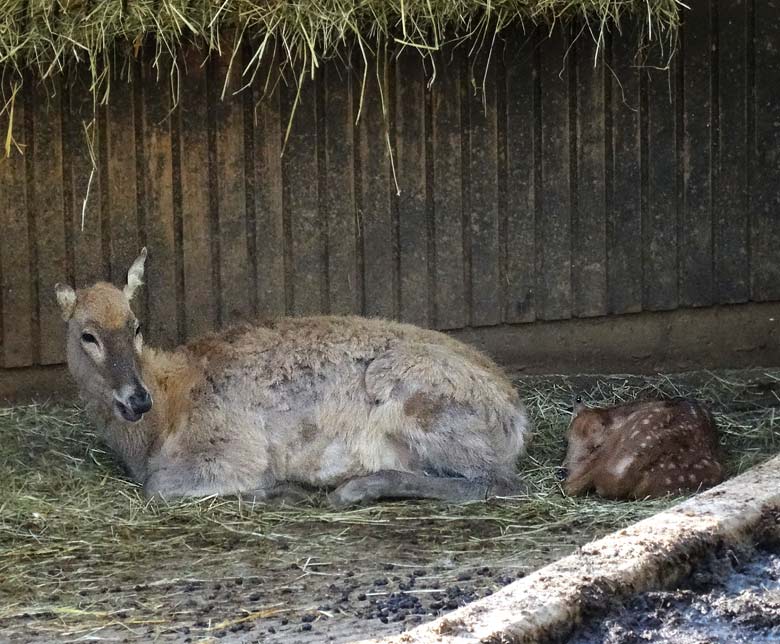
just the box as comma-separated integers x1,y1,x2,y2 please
55,249,530,506
562,398,723,499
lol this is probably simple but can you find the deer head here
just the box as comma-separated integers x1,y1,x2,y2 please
562,403,610,477
55,249,152,423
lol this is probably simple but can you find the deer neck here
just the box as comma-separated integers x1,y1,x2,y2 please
90,345,198,485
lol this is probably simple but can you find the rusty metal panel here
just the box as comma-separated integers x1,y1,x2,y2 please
322,60,359,317
282,74,326,317
396,50,431,328
714,0,750,304
67,67,107,291
211,50,252,326
680,9,716,308
0,79,33,368
431,50,466,330
573,33,608,319
139,59,179,349
607,33,643,316
103,70,141,293
643,52,679,312
537,27,573,322
751,0,780,301
504,35,538,324
31,79,68,365
357,57,396,320
178,49,217,341
466,48,502,327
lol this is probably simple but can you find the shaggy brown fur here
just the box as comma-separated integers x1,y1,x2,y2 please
55,250,531,506
563,399,723,499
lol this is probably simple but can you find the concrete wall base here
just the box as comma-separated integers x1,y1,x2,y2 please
2,302,779,402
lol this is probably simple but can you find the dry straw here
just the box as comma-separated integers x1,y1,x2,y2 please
0,0,686,156
1,370,777,638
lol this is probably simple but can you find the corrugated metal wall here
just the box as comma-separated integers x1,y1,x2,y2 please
0,0,778,371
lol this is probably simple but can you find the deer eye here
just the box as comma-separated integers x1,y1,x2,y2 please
81,332,98,345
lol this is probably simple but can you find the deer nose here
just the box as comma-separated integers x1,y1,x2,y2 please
128,388,152,414
555,467,569,481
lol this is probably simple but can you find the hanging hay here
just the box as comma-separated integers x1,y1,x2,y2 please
0,369,777,642
0,0,687,84
0,1,686,155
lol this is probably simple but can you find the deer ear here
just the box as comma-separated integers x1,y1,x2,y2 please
124,247,147,300
54,283,77,320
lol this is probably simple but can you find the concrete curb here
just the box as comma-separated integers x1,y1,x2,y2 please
355,454,780,644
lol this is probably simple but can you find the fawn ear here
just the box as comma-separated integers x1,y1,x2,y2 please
124,248,147,300
54,283,77,320
572,394,586,415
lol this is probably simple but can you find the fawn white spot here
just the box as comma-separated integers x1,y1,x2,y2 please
665,477,672,485
689,474,697,483
642,418,651,425
640,442,647,448
611,455,634,477
678,475,685,483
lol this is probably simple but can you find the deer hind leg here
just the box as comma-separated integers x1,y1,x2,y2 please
327,470,525,508
240,482,316,506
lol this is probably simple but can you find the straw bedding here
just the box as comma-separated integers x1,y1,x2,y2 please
1,369,777,642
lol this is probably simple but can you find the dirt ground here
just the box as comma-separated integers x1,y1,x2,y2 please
2,510,574,644
567,542,780,644
2,370,779,643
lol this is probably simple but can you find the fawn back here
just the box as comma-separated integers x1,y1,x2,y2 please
563,398,723,499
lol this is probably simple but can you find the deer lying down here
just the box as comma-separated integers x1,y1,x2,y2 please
54,249,530,506
562,398,723,499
